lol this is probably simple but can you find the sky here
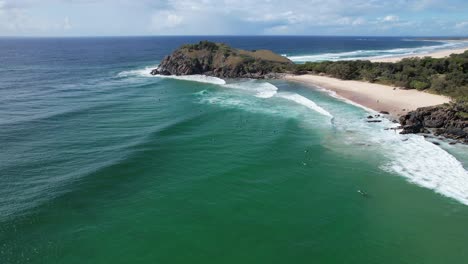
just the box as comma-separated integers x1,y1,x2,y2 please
0,0,467,36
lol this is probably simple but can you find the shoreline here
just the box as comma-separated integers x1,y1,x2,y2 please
370,46,468,63
284,74,451,119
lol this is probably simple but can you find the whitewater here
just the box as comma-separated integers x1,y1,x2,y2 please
286,40,468,62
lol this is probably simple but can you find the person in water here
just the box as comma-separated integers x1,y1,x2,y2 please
357,190,369,197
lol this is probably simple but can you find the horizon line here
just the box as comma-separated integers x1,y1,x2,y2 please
0,34,468,39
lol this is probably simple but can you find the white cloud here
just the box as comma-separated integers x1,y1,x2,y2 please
0,0,76,35
382,15,399,22
455,21,468,29
63,16,72,30
0,0,468,36
150,11,184,32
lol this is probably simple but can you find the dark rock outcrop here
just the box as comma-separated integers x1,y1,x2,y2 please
399,103,468,143
151,41,294,79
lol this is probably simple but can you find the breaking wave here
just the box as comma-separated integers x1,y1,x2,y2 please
117,67,155,78
117,68,226,85
224,80,278,98
277,92,333,118
154,74,227,85
332,108,468,206
383,135,468,205
287,41,468,62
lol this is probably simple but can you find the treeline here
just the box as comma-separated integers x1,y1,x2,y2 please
295,51,468,102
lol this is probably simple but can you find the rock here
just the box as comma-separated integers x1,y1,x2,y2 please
150,41,294,79
367,120,382,123
399,103,467,143
367,115,374,119
380,111,390,115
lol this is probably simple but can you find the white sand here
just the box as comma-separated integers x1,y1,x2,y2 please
370,47,468,63
285,74,451,118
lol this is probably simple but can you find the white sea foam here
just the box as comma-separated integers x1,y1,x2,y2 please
199,95,281,116
118,67,155,78
287,41,467,62
382,135,468,205
224,81,278,98
155,74,226,85
306,83,468,205
332,110,468,206
315,85,377,114
277,92,333,118
118,67,285,98
118,67,226,85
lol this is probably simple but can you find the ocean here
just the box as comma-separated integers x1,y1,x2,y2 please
1,36,468,263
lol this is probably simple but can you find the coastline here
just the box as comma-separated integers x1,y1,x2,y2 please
285,74,451,118
370,47,468,63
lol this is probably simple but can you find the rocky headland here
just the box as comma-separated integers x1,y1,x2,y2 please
151,41,294,79
399,103,468,143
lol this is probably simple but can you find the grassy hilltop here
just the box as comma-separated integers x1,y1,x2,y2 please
152,41,294,78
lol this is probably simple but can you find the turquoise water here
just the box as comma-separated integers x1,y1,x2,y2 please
1,37,468,263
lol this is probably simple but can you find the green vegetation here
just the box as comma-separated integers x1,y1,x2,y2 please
156,41,294,78
295,51,468,103
457,111,468,119
182,41,223,51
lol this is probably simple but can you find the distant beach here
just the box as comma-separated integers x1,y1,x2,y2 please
285,74,451,118
370,46,468,63
286,39,468,63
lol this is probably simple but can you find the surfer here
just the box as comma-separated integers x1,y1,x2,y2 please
357,190,369,197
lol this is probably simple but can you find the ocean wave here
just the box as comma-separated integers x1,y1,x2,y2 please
314,85,377,114
332,110,468,205
118,66,284,99
117,67,226,85
382,134,468,205
224,80,278,98
154,74,227,85
286,41,467,62
118,67,155,78
277,92,333,118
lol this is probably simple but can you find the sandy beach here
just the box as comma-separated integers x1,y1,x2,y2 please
285,74,451,118
370,47,468,63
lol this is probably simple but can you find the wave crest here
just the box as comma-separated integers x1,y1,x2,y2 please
224,81,278,98
383,135,468,205
277,92,333,118
154,74,226,85
117,68,226,85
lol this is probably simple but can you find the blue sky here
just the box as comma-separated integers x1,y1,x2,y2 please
0,0,467,36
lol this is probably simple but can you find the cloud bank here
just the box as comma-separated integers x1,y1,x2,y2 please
0,0,467,36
